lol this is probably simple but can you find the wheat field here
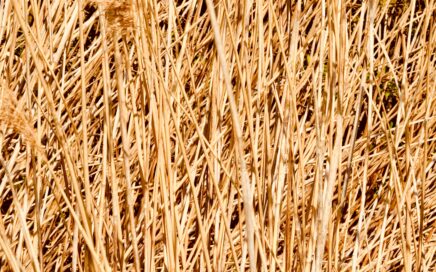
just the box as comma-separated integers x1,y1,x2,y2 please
0,0,435,271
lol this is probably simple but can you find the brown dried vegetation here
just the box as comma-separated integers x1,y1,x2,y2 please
0,0,435,271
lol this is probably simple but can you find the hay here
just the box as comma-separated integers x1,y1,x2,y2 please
0,0,435,270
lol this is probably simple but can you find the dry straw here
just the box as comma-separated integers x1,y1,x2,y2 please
0,0,435,271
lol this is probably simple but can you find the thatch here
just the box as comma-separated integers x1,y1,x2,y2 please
0,0,435,271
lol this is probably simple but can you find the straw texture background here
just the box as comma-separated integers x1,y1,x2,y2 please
0,0,435,271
